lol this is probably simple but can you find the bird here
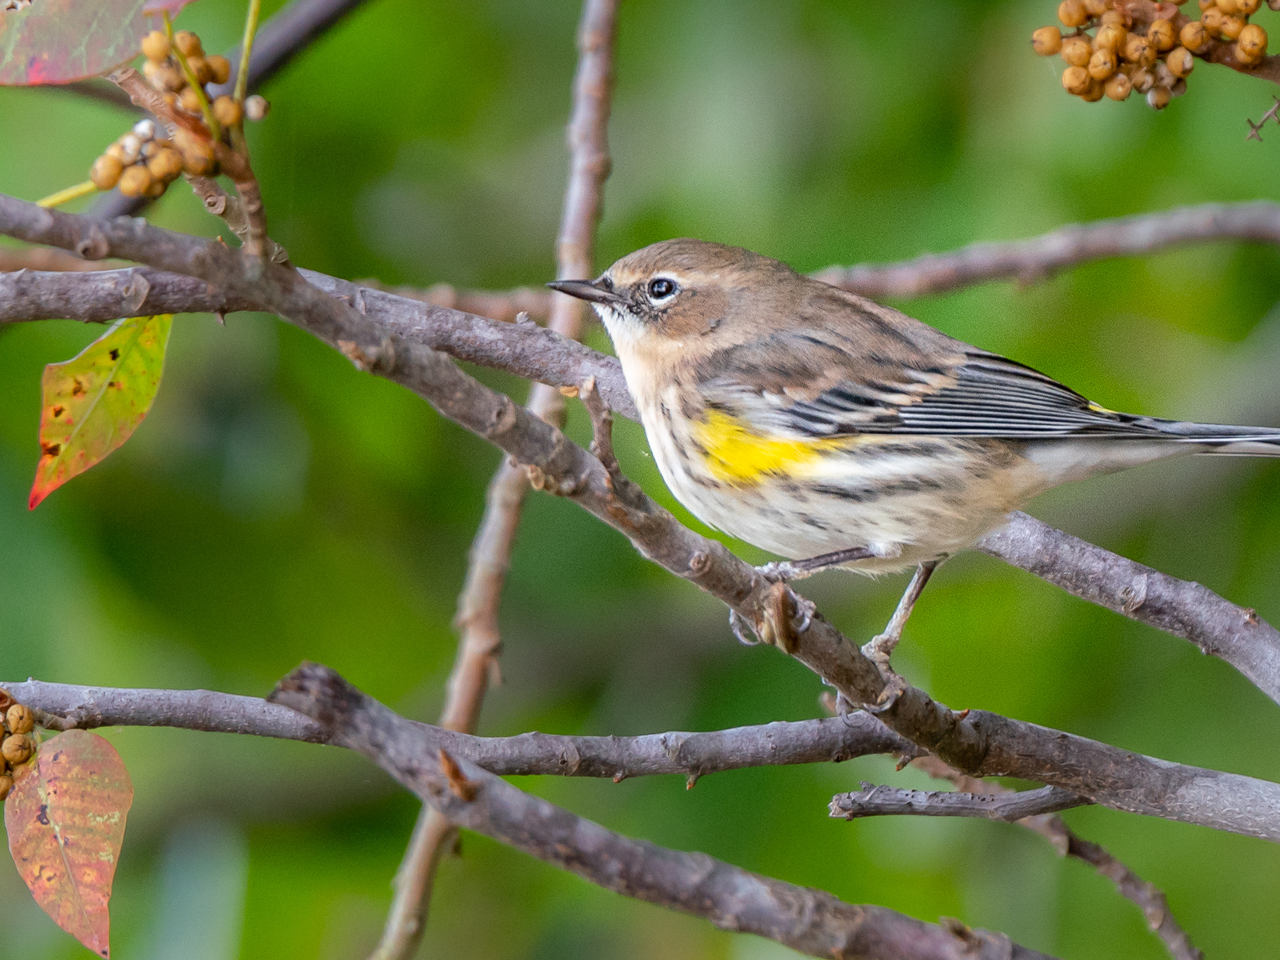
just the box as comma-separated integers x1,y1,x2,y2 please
548,239,1280,665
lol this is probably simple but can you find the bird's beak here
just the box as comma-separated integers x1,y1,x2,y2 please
547,278,624,306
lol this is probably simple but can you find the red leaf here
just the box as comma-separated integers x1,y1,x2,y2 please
0,0,199,86
29,314,173,510
5,730,133,958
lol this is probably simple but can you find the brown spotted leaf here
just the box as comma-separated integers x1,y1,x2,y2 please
0,0,197,86
5,730,133,958
29,314,173,510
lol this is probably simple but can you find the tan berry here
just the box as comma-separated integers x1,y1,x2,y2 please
1033,25,1064,55
141,30,170,63
117,164,154,198
147,147,184,183
1238,22,1268,57
243,94,269,121
1238,0,1261,12
1181,20,1212,51
1198,0,1214,8
1062,64,1092,94
1101,9,1129,26
1147,85,1172,109
1124,35,1156,64
1088,47,1118,78
1129,66,1156,91
1059,0,1088,27
1081,79,1106,101
188,55,213,85
1166,45,1196,75
1171,77,1188,96
1221,15,1245,39
1095,24,1128,52
1085,0,1108,15
1061,35,1093,65
1202,7,1225,35
1148,19,1177,51
212,95,242,126
1105,72,1133,99
173,30,203,58
145,178,167,199
179,85,204,114
207,54,232,85
5,705,33,736
177,135,218,176
2,734,32,765
90,154,124,190
0,774,11,802
144,60,185,92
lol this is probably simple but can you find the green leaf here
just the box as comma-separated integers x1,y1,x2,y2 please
29,314,173,509
0,0,197,86
5,730,134,958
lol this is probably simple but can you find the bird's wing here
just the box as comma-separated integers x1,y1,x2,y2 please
698,331,1156,440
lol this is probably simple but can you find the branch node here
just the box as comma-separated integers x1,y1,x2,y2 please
437,749,478,802
337,337,397,374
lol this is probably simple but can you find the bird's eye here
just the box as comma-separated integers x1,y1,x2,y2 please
647,277,676,300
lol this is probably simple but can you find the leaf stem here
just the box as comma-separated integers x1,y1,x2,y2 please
36,181,98,209
233,0,262,105
162,12,221,142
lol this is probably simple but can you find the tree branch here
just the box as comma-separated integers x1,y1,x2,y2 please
814,201,1280,298
912,758,1203,960
829,783,1087,822
372,4,618,955
978,512,1280,705
269,663,1059,960
0,678,920,778
4,193,1280,842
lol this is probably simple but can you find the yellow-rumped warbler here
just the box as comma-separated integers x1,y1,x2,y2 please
550,239,1280,648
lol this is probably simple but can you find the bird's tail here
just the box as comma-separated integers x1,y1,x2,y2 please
1137,416,1280,457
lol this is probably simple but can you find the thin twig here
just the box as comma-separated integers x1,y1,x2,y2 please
0,678,921,778
913,758,1203,960
369,4,618,957
356,280,552,322
272,663,1060,960
829,783,1088,822
814,202,1280,298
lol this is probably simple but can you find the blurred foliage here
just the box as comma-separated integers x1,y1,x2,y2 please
3,0,1280,957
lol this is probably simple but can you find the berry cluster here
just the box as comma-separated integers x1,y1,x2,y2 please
88,28,269,200
1033,0,1272,109
0,695,36,802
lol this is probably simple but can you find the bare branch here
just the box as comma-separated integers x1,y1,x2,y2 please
914,759,1203,960
271,663,1059,960
829,783,1087,822
979,512,1280,705
0,266,637,416
814,201,1280,298
357,279,552,323
1,678,920,778
374,4,619,955
4,193,1280,842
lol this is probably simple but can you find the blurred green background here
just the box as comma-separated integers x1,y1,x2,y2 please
3,0,1280,957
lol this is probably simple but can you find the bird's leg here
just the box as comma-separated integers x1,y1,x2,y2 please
756,546,877,582
861,560,939,671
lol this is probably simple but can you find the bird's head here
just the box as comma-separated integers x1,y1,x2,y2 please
548,238,802,361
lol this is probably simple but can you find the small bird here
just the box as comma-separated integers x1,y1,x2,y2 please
550,239,1280,659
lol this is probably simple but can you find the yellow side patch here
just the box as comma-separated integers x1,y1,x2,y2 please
694,409,849,486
